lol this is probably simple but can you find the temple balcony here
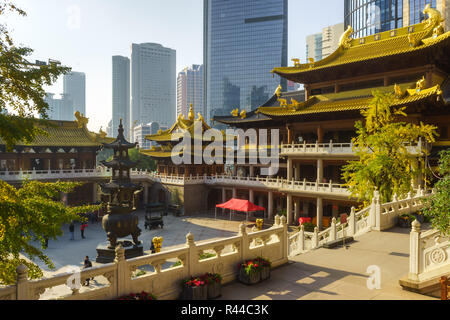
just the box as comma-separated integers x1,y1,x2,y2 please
280,140,424,159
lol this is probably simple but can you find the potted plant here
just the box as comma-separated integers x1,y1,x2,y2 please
182,276,207,300
398,214,416,228
255,257,271,281
301,222,316,232
238,259,261,285
201,273,222,299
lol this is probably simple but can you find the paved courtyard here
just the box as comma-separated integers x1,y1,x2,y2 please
32,210,251,274
219,226,437,300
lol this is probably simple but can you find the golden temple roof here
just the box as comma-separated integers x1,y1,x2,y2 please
145,108,233,143
0,116,115,148
257,82,443,117
273,8,449,81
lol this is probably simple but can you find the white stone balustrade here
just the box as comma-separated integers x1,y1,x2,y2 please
407,222,450,283
281,141,355,157
288,189,432,257
0,167,112,182
280,140,423,157
0,217,288,300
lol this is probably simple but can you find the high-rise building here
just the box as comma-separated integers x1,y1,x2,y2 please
43,93,74,121
177,64,204,118
344,0,449,38
306,33,323,62
306,23,345,62
133,122,162,150
63,71,86,116
321,23,345,58
130,43,176,137
106,119,113,137
112,56,130,139
204,0,288,123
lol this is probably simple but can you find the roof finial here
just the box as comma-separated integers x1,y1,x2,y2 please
188,103,195,121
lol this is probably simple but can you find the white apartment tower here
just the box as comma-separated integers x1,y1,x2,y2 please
177,64,204,118
63,71,86,116
112,55,130,139
306,23,345,62
130,43,176,137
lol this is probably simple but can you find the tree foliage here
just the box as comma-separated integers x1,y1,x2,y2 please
422,150,450,235
342,91,437,204
0,180,100,285
0,1,70,150
106,148,156,171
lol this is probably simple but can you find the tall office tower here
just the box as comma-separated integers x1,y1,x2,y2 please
345,0,448,38
43,93,74,121
306,23,345,62
130,43,176,137
106,119,113,137
344,0,404,38
204,0,288,123
177,64,204,118
63,71,86,116
112,56,130,139
306,33,323,62
321,23,345,58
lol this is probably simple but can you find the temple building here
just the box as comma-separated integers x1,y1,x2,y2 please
139,7,450,226
0,112,115,205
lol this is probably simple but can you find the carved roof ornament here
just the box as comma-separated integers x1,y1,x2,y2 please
274,84,282,97
308,57,315,68
278,98,288,108
188,103,195,121
231,108,239,117
74,111,88,128
422,4,442,29
394,84,405,98
416,76,426,92
196,112,204,122
409,5,444,46
339,25,354,49
239,109,246,119
291,58,300,67
99,126,107,138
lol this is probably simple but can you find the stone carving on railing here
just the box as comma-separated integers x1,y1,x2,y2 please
288,190,432,257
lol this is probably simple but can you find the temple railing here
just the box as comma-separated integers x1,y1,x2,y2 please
0,167,112,182
408,223,450,283
280,140,424,157
0,217,288,300
288,189,432,257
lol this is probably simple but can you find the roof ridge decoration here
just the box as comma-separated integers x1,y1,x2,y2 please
408,4,444,47
74,111,88,128
339,25,354,49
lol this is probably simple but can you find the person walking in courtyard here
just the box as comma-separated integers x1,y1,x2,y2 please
69,222,75,240
80,222,87,239
83,256,92,286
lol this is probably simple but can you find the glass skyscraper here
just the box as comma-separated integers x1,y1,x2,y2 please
204,0,288,123
344,0,404,38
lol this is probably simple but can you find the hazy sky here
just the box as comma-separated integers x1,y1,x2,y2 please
5,0,343,132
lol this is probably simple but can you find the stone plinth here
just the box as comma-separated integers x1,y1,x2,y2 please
96,239,143,263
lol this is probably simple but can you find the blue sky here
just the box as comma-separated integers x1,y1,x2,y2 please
5,0,344,132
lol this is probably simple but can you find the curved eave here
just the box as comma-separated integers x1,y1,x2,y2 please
258,85,443,117
272,27,450,83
